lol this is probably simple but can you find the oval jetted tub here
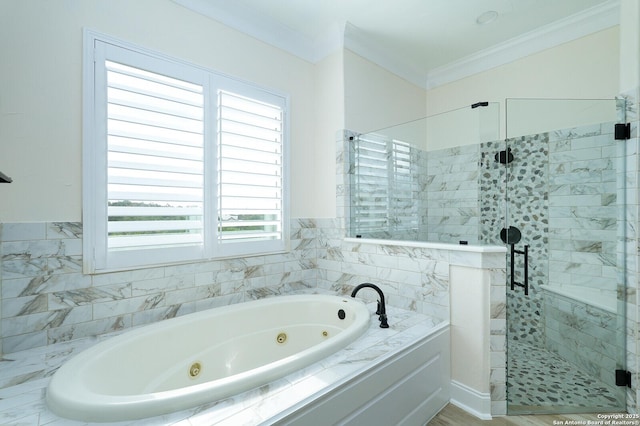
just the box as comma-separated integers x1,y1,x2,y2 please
46,294,370,422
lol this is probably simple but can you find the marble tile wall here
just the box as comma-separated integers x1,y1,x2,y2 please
0,220,319,354
547,123,619,298
315,218,453,321
490,265,508,416
543,290,621,399
0,216,472,354
347,133,484,244
424,145,480,244
545,121,629,408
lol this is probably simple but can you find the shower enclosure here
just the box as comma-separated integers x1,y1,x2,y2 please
347,99,628,414
501,98,627,414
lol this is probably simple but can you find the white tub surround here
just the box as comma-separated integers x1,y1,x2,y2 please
450,265,492,419
47,295,370,422
271,323,450,425
0,302,448,426
340,238,507,417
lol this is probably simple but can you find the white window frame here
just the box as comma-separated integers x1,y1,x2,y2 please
83,30,290,273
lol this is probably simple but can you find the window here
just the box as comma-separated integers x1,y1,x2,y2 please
83,32,289,272
350,134,418,238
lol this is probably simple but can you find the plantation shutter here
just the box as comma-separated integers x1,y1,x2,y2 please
389,140,419,235
105,60,205,251
352,136,417,237
85,35,289,272
352,135,390,234
217,90,284,246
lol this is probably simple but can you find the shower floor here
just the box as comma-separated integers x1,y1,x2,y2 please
507,341,623,414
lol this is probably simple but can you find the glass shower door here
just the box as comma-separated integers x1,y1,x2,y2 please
503,99,627,414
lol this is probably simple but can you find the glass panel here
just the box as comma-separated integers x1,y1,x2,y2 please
506,98,619,138
348,102,500,242
504,99,626,414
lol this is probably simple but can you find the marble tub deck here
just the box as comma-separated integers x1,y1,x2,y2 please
0,301,445,426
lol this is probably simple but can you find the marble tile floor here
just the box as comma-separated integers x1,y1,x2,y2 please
0,302,443,426
507,341,622,414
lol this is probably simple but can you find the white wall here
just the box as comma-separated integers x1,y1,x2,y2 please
449,265,492,419
426,27,620,139
344,49,427,134
0,2,621,223
619,0,640,92
0,0,318,222
342,28,619,153
311,51,344,218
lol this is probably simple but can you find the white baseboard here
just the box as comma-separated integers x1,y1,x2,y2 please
449,380,492,420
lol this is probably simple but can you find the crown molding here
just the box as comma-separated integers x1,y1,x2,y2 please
171,0,324,63
343,23,427,88
425,0,620,89
173,0,620,90
314,22,346,62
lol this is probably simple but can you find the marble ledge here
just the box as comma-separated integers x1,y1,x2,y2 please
344,238,507,269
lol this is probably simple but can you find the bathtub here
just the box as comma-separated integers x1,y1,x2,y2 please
46,294,371,422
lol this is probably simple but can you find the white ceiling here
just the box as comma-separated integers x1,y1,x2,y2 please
173,0,620,88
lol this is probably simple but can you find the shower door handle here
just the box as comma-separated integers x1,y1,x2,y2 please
510,244,529,296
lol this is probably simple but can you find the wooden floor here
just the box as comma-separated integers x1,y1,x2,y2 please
428,404,611,425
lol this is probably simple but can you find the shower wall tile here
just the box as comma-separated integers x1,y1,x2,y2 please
0,223,47,242
488,121,624,376
490,266,507,416
549,123,606,142
425,144,480,244
544,290,620,396
547,123,620,296
481,118,628,413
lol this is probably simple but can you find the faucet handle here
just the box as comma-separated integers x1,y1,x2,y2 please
375,300,382,315
379,314,389,328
